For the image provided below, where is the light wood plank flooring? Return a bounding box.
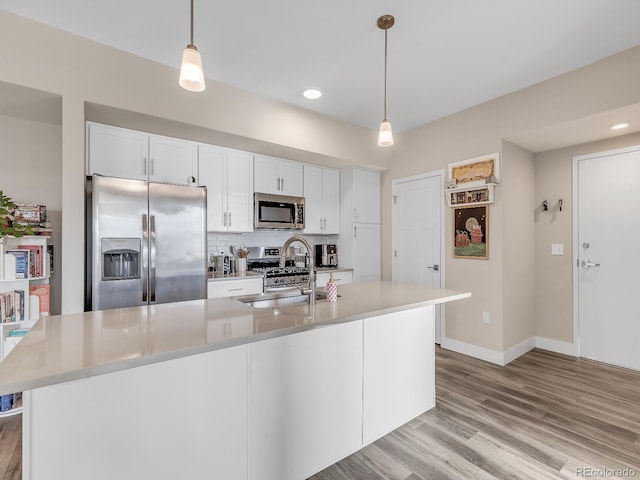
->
[1,347,639,480]
[311,347,640,480]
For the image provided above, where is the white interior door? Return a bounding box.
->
[392,171,444,343]
[576,147,640,371]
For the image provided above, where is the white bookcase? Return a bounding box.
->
[0,235,51,417]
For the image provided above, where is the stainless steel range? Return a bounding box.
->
[246,246,311,291]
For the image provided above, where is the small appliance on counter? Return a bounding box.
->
[315,244,338,268]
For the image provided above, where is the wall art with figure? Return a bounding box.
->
[453,205,488,259]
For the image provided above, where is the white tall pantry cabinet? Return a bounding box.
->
[338,168,381,282]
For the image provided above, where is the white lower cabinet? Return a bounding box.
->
[26,346,249,480]
[363,306,435,444]
[207,277,263,298]
[249,321,363,480]
[315,270,353,288]
[24,307,436,480]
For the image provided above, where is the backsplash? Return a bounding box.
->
[207,231,338,256]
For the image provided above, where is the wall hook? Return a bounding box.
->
[557,199,563,212]
[541,200,549,212]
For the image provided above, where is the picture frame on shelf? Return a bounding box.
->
[453,205,488,260]
[448,152,500,188]
[446,184,495,207]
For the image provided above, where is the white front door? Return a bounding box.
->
[392,171,444,343]
[575,146,640,371]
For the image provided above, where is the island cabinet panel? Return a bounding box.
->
[363,306,435,445]
[248,321,363,480]
[25,345,249,480]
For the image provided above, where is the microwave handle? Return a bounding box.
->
[293,202,300,226]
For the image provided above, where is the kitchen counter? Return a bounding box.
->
[207,270,263,281]
[314,266,353,273]
[0,281,469,396]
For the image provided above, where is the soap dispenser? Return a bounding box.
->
[327,272,338,302]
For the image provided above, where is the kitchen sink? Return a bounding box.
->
[237,290,335,309]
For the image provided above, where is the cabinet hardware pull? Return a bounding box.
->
[223,212,227,226]
[143,157,147,175]
[150,158,154,175]
[228,212,232,227]
[354,226,357,238]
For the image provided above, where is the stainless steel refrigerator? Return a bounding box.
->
[86,174,207,311]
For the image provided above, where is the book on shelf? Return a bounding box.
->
[5,250,29,279]
[17,244,43,277]
[0,290,25,323]
[29,284,50,317]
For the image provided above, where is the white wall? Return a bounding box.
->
[0,114,62,315]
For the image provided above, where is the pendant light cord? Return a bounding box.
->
[383,27,388,122]
[190,0,194,46]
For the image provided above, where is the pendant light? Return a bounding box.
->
[179,0,205,92]
[377,14,394,147]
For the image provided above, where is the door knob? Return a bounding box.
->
[581,259,600,268]
[427,264,440,272]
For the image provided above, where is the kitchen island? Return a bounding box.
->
[0,281,470,480]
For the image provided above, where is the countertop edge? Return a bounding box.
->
[0,291,470,395]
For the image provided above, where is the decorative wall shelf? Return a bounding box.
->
[446,183,495,207]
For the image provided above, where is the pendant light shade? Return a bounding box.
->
[378,120,393,147]
[179,45,205,92]
[179,0,205,92]
[377,14,394,147]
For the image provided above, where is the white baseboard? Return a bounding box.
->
[440,337,505,365]
[503,337,536,365]
[440,335,577,366]
[535,336,578,357]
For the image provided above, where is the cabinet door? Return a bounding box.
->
[353,223,380,282]
[315,270,352,288]
[87,123,148,181]
[363,307,435,444]
[322,168,340,234]
[353,169,380,223]
[278,160,303,196]
[149,134,198,185]
[199,145,227,232]
[249,321,363,480]
[254,155,280,195]
[226,151,254,232]
[303,165,324,234]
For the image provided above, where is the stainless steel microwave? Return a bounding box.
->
[254,192,305,230]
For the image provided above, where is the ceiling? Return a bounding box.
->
[2,0,640,139]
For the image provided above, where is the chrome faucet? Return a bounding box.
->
[280,235,316,305]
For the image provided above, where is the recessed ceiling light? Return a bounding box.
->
[611,121,630,130]
[303,89,322,100]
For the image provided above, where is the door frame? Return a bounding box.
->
[572,144,640,357]
[391,169,445,341]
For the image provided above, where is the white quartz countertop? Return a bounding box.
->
[0,281,470,395]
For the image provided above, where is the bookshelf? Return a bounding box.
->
[0,235,51,417]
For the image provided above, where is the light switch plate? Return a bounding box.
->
[551,243,564,256]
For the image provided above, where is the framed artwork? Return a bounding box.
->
[453,205,488,259]
[448,152,500,188]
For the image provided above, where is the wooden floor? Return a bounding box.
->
[311,347,640,480]
[1,347,639,480]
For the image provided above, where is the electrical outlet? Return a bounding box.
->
[482,312,490,324]
[551,243,564,256]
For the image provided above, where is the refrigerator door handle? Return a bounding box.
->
[150,214,157,302]
[142,213,148,302]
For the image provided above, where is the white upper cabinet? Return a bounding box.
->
[148,134,198,186]
[199,145,254,233]
[87,123,148,181]
[87,123,198,186]
[352,168,381,224]
[303,165,339,234]
[254,155,303,196]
